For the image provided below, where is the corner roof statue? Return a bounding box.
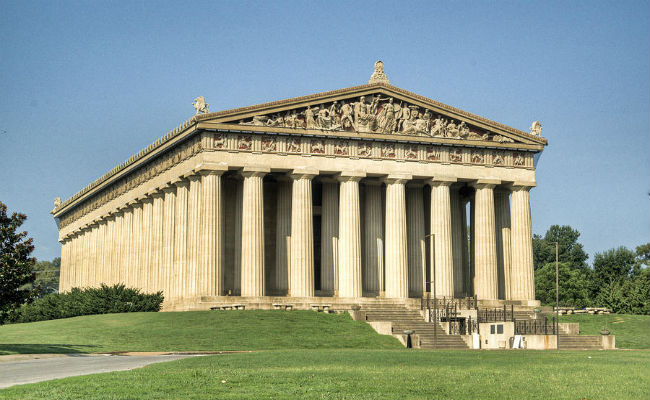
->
[368,60,390,84]
[530,121,542,136]
[192,96,210,115]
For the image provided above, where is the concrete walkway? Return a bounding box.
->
[0,353,193,389]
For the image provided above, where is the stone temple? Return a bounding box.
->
[52,62,547,316]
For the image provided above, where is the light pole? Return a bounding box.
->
[424,233,436,348]
[555,241,560,348]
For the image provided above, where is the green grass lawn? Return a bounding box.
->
[2,349,649,399]
[0,311,401,355]
[559,313,650,349]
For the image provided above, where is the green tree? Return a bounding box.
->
[0,201,36,324]
[532,225,589,270]
[535,262,590,308]
[32,257,60,295]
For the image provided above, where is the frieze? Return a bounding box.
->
[58,137,202,230]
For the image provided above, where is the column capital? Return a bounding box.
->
[150,190,165,199]
[471,179,500,190]
[508,181,536,191]
[141,196,153,205]
[242,165,270,178]
[171,177,189,188]
[290,167,319,180]
[383,173,411,185]
[184,172,202,182]
[195,162,228,175]
[337,170,366,182]
[428,176,457,187]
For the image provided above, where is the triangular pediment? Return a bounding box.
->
[194,83,546,149]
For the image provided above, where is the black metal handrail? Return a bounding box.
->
[477,305,514,323]
[514,316,557,335]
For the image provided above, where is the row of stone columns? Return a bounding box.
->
[59,166,536,302]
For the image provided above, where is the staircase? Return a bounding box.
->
[365,309,469,349]
[557,335,604,350]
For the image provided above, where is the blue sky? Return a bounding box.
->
[1,1,648,262]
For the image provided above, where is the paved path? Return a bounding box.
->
[0,354,193,389]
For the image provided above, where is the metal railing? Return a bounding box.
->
[447,316,478,335]
[477,305,514,323]
[420,294,478,311]
[514,316,557,335]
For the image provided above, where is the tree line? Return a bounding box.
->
[533,225,649,315]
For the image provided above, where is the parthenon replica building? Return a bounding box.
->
[53,62,547,311]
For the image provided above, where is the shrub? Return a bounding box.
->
[10,284,163,323]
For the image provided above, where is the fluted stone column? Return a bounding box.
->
[131,203,143,289]
[97,221,107,286]
[320,179,338,295]
[241,167,269,297]
[150,192,164,294]
[113,211,124,284]
[59,239,70,292]
[337,171,364,298]
[233,179,243,295]
[104,215,115,285]
[290,168,318,297]
[472,181,499,300]
[74,232,82,288]
[162,185,176,300]
[173,179,189,300]
[274,177,292,295]
[495,189,512,300]
[199,166,227,297]
[91,220,105,287]
[186,174,202,298]
[450,188,465,298]
[384,174,410,299]
[121,207,133,287]
[81,227,90,287]
[429,178,456,298]
[139,198,152,292]
[363,180,383,296]
[466,193,476,296]
[87,224,97,287]
[406,183,425,298]
[510,184,535,301]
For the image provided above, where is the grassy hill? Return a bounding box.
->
[0,310,401,355]
[559,313,649,349]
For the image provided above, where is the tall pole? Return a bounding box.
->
[555,242,560,349]
[425,233,436,348]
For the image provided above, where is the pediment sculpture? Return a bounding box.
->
[237,95,515,143]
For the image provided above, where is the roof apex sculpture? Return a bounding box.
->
[369,60,390,84]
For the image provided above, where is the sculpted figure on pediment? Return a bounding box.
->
[396,102,410,132]
[376,97,398,134]
[430,116,446,137]
[402,106,421,135]
[329,101,341,127]
[266,113,285,127]
[446,120,459,138]
[458,122,470,139]
[353,96,374,133]
[340,102,355,129]
[467,130,489,141]
[316,105,332,129]
[493,134,514,143]
[304,105,317,129]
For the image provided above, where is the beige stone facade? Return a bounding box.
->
[52,65,546,310]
